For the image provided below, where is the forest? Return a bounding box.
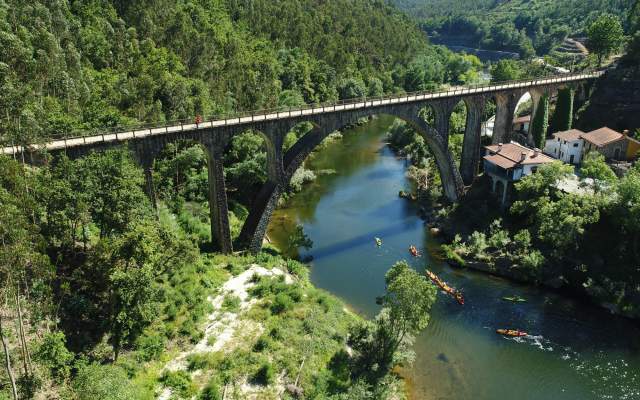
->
[390,0,635,57]
[0,0,482,147]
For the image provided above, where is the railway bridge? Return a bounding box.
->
[1,72,601,253]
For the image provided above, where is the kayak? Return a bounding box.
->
[426,270,464,305]
[502,296,527,303]
[409,245,420,257]
[375,237,382,247]
[496,329,528,337]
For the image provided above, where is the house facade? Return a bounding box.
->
[544,129,585,165]
[483,142,555,205]
[581,127,628,161]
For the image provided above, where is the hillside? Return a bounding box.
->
[390,0,635,56]
[0,0,479,145]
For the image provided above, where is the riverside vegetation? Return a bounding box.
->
[0,148,437,399]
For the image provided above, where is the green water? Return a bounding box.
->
[267,116,640,400]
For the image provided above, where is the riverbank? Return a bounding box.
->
[419,177,640,321]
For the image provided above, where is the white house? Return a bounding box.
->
[512,115,531,135]
[544,129,585,165]
[483,142,556,205]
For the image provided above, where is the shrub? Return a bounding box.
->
[271,293,294,314]
[253,336,271,352]
[253,363,275,385]
[135,330,166,362]
[73,363,147,400]
[221,295,241,313]
[199,379,223,400]
[35,332,74,382]
[160,370,198,398]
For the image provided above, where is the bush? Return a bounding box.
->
[253,363,275,385]
[271,293,294,314]
[253,336,271,352]
[199,379,223,400]
[135,330,166,362]
[73,363,147,400]
[35,332,74,382]
[160,370,198,398]
[221,295,241,313]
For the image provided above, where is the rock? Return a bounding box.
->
[544,275,568,289]
[577,63,640,131]
[430,227,440,236]
[286,384,304,398]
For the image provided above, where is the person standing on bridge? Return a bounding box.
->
[195,114,203,125]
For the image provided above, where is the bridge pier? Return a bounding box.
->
[460,96,486,185]
[433,99,460,149]
[493,91,524,145]
[526,88,545,145]
[205,145,233,254]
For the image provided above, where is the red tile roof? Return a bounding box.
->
[553,129,585,142]
[581,127,624,147]
[484,142,555,170]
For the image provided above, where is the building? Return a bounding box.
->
[483,142,556,205]
[512,115,531,135]
[581,127,628,161]
[623,130,640,160]
[544,129,585,165]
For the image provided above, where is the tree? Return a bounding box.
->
[490,60,522,83]
[531,94,550,149]
[587,14,625,66]
[580,152,617,187]
[348,261,436,383]
[615,166,640,257]
[548,88,574,133]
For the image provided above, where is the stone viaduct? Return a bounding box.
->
[1,73,601,254]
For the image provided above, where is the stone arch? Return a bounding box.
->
[238,106,464,253]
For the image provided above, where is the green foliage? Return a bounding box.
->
[73,363,149,400]
[35,332,74,382]
[198,379,222,400]
[549,88,574,133]
[349,261,436,383]
[531,94,550,149]
[160,370,198,398]
[491,60,523,82]
[587,14,626,65]
[581,152,618,185]
[393,0,633,57]
[252,363,275,385]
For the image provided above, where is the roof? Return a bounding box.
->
[553,129,585,142]
[513,115,531,124]
[581,127,624,147]
[484,142,555,170]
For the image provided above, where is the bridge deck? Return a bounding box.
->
[1,72,601,155]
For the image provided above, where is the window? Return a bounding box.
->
[573,143,579,147]
[531,166,539,174]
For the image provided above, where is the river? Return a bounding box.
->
[267,116,640,400]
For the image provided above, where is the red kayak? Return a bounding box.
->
[496,329,528,337]
[426,270,464,305]
[409,245,420,257]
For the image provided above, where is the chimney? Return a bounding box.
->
[498,143,503,152]
[623,130,629,136]
[533,148,540,157]
[520,152,527,162]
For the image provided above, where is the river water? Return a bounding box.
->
[267,116,640,400]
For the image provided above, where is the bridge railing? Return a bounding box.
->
[1,70,602,153]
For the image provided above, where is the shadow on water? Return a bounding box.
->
[305,219,420,261]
